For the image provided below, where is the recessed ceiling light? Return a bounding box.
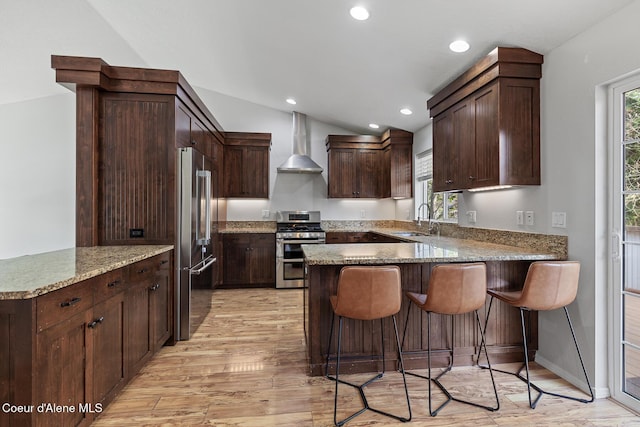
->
[400,108,413,115]
[449,40,470,53]
[350,6,369,21]
[369,123,380,129]
[286,98,297,105]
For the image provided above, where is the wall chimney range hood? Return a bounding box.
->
[277,111,323,174]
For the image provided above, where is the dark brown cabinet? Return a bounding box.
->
[223,133,271,198]
[150,255,172,351]
[222,233,275,287]
[381,129,413,199]
[428,47,542,192]
[0,252,173,427]
[325,231,404,243]
[89,268,126,411]
[328,148,379,198]
[35,309,91,427]
[326,130,413,199]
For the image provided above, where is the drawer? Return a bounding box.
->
[93,268,125,304]
[155,252,172,273]
[128,256,157,285]
[37,281,94,332]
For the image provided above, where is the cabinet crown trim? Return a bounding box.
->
[427,47,543,116]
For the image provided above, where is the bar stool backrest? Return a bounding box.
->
[332,266,402,320]
[421,263,487,315]
[519,261,580,311]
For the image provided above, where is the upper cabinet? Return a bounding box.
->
[326,129,413,199]
[427,47,543,192]
[223,132,271,198]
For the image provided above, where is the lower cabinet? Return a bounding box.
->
[0,250,173,427]
[221,233,275,288]
[325,231,404,244]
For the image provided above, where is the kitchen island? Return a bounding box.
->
[302,233,561,376]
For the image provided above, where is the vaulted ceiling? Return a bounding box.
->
[1,0,635,133]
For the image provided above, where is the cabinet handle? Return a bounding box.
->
[469,176,476,181]
[107,280,121,288]
[60,297,81,308]
[150,283,160,291]
[160,260,169,265]
[445,179,453,184]
[88,316,105,329]
[137,268,150,274]
[190,139,197,145]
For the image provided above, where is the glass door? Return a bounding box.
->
[611,77,640,412]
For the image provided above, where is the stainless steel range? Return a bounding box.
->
[276,211,325,288]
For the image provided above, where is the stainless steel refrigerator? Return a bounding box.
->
[176,147,217,340]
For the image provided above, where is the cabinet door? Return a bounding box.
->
[223,146,245,197]
[244,146,269,198]
[35,311,90,427]
[390,144,413,198]
[249,235,276,285]
[432,111,458,192]
[356,149,380,197]
[175,104,193,148]
[222,235,251,284]
[90,292,125,406]
[453,99,476,189]
[150,254,172,351]
[125,265,153,376]
[471,82,499,188]
[328,149,357,197]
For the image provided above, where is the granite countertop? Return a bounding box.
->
[0,245,173,300]
[219,228,276,234]
[302,232,559,265]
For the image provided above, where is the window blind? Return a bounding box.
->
[416,150,432,182]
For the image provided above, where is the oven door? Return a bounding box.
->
[276,237,323,288]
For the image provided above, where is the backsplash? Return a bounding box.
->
[218,220,568,259]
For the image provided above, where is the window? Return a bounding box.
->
[415,150,458,221]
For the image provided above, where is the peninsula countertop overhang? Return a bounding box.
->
[302,233,560,265]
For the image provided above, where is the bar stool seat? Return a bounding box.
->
[402,262,500,416]
[324,265,411,426]
[482,261,595,409]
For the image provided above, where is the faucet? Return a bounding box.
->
[416,203,429,227]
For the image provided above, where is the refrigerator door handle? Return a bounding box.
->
[186,255,216,275]
[196,169,212,245]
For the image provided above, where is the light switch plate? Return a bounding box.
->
[516,211,524,225]
[552,211,567,228]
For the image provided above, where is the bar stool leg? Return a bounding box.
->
[479,301,594,409]
[408,311,498,416]
[326,314,412,426]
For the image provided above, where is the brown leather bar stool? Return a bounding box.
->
[401,262,499,416]
[481,261,595,409]
[324,266,411,426]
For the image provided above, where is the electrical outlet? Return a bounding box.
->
[516,211,524,225]
[525,211,534,226]
[261,209,270,219]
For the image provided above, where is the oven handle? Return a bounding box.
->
[279,258,305,263]
[278,239,325,244]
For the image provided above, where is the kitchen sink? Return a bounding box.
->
[392,231,428,237]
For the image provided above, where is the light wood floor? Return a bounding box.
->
[92,288,639,426]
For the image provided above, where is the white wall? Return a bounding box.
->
[0,95,76,259]
[0,0,148,259]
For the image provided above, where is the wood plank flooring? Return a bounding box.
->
[92,288,639,426]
